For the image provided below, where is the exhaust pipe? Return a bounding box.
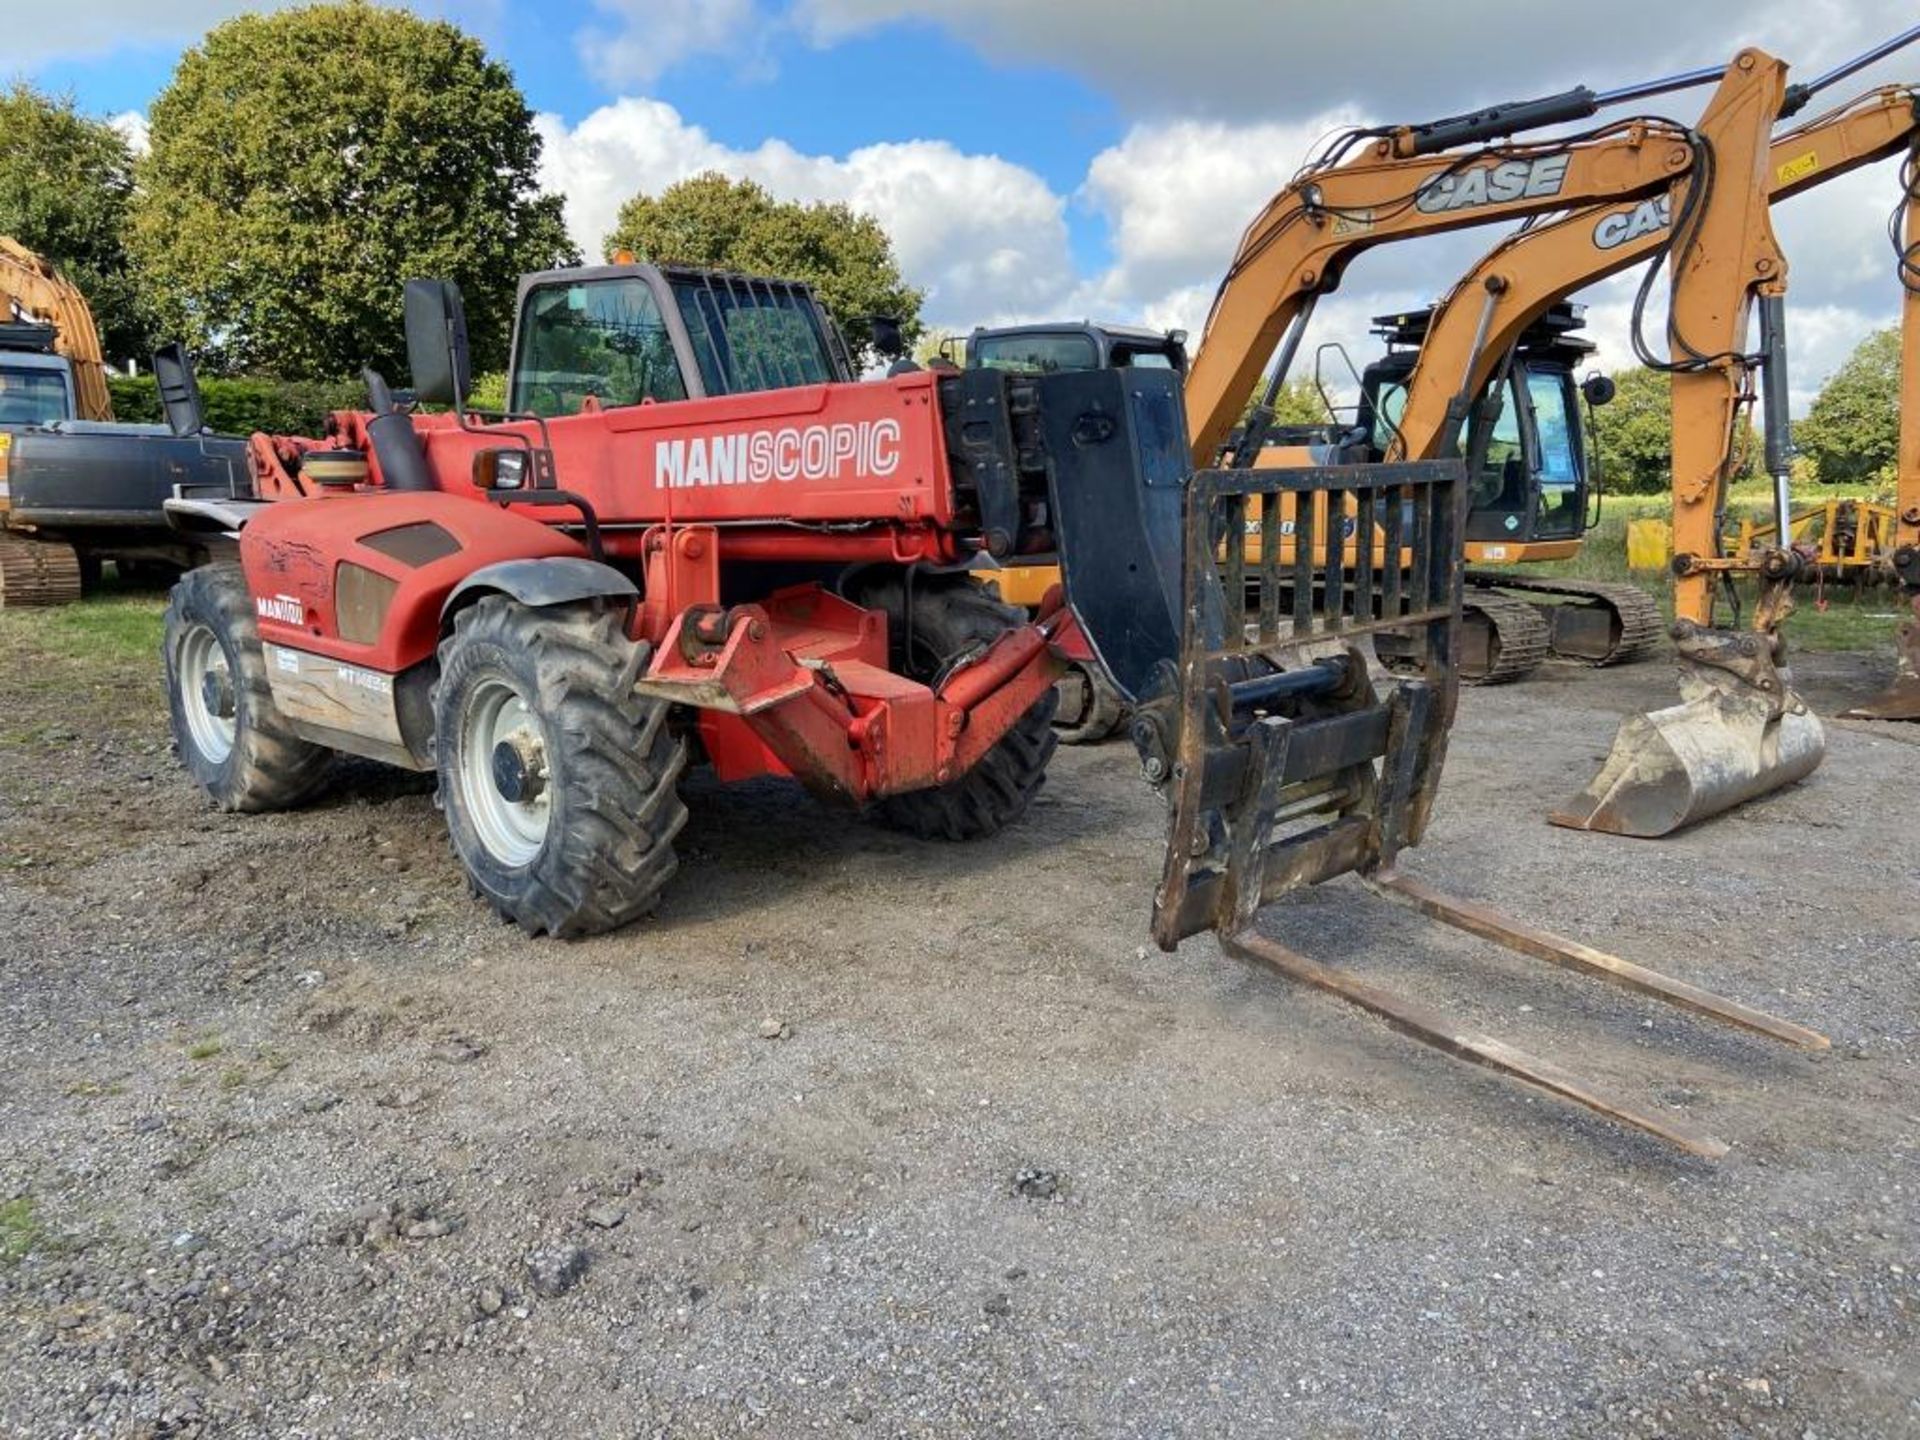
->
[1550,621,1824,836]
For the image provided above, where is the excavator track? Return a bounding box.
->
[0,533,83,607]
[1466,572,1665,667]
[1377,590,1549,685]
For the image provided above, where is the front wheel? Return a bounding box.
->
[434,596,688,938]
[163,563,330,811]
[848,574,1057,841]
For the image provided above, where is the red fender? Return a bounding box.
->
[240,490,589,673]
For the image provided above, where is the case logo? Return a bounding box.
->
[1593,194,1672,251]
[1415,154,1571,214]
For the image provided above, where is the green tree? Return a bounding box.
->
[1590,366,1761,496]
[1793,327,1900,486]
[1242,377,1336,428]
[605,172,923,367]
[129,1,576,380]
[0,84,149,362]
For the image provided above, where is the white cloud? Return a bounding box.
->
[109,111,150,157]
[535,98,1075,327]
[8,0,304,65]
[574,0,762,88]
[799,0,1920,121]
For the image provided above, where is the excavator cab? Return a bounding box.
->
[1358,303,1603,560]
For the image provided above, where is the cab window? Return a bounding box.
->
[670,278,838,395]
[1526,370,1584,535]
[510,278,688,418]
[0,367,72,427]
[972,333,1099,374]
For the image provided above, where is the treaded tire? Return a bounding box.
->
[849,574,1057,841]
[163,562,331,811]
[434,596,688,938]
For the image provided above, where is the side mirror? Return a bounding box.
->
[151,343,205,438]
[868,315,907,360]
[1581,373,1617,408]
[404,278,472,408]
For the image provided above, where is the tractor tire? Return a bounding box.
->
[433,596,688,938]
[163,563,331,811]
[850,573,1058,841]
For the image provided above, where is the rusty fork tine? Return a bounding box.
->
[1367,872,1830,1052]
[1223,931,1732,1159]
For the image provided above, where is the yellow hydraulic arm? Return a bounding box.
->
[1183,114,1714,467]
[0,236,113,423]
[1392,85,1920,471]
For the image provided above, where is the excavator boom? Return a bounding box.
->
[0,237,113,424]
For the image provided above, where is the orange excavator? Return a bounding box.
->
[1176,33,1920,835]
[1366,82,1920,732]
[0,237,113,424]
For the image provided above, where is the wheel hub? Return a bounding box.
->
[200,667,235,720]
[457,677,551,867]
[491,733,547,804]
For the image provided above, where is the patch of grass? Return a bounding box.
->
[1490,486,1906,655]
[0,1197,42,1265]
[186,1036,224,1061]
[29,594,167,667]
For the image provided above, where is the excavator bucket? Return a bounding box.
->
[1121,461,1826,1157]
[1550,621,1825,837]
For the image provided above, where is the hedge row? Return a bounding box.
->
[106,373,368,436]
[105,371,513,435]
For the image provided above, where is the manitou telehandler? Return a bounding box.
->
[161,54,1857,1154]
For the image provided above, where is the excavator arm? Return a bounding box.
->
[1392,85,1920,467]
[1184,118,1706,466]
[0,237,113,423]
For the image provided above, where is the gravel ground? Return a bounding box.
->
[0,612,1914,1439]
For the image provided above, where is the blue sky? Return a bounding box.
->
[17,0,1920,406]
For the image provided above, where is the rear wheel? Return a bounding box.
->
[163,563,330,810]
[434,596,688,938]
[849,574,1057,841]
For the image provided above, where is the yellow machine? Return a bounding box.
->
[988,42,1920,828]
[0,237,113,424]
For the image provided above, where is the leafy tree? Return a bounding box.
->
[1247,377,1337,428]
[0,83,150,361]
[605,172,923,368]
[129,1,576,380]
[1590,366,1760,496]
[1793,328,1900,486]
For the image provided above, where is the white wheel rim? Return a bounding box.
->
[458,676,550,867]
[179,622,236,765]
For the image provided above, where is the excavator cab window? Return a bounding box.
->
[1461,364,1589,544]
[0,365,72,427]
[510,277,688,418]
[1524,368,1586,540]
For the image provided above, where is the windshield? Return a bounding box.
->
[510,278,688,418]
[669,278,837,395]
[972,332,1100,374]
[1526,369,1583,537]
[0,366,72,427]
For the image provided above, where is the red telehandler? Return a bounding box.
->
[158,57,1844,1153]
